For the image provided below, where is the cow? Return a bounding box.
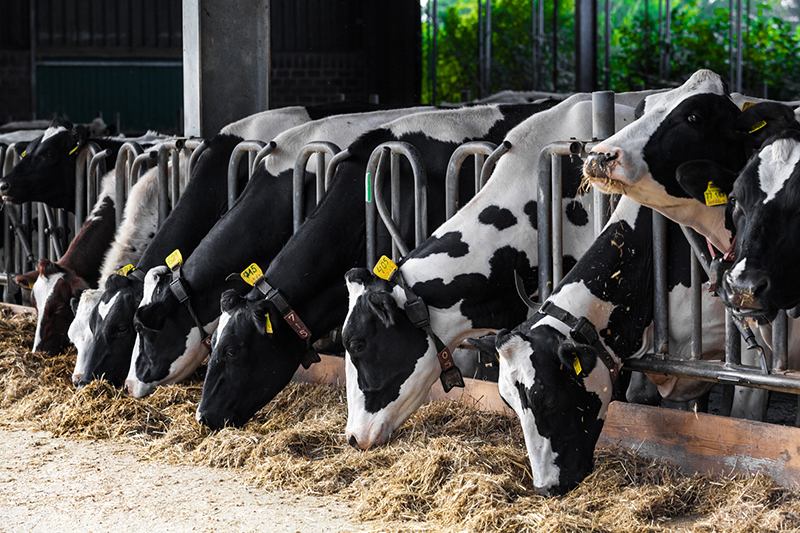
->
[72,102,386,389]
[341,96,644,450]
[675,129,800,319]
[15,171,118,354]
[126,106,433,398]
[0,117,167,210]
[467,196,727,495]
[193,96,629,430]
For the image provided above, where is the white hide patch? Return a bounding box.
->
[69,288,103,380]
[728,258,748,282]
[219,106,311,140]
[758,139,800,204]
[32,272,65,351]
[97,291,119,320]
[387,105,504,144]
[211,311,233,351]
[40,125,67,143]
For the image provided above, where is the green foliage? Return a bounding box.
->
[423,0,800,103]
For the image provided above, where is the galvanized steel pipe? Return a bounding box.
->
[592,91,615,236]
[114,142,144,227]
[228,140,267,210]
[444,141,497,220]
[478,140,511,189]
[324,148,351,191]
[292,141,341,233]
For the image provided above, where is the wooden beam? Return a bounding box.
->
[295,355,800,487]
[0,302,35,315]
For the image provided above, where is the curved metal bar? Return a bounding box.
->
[445,141,496,220]
[365,147,386,268]
[478,139,512,189]
[370,141,429,261]
[227,140,267,210]
[186,138,207,178]
[292,141,341,233]
[252,140,277,173]
[114,142,144,227]
[88,148,112,211]
[130,151,157,189]
[170,148,180,209]
[42,205,64,260]
[74,142,102,226]
[157,144,173,227]
[324,148,351,191]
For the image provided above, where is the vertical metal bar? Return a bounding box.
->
[552,0,558,91]
[3,208,11,302]
[474,153,484,194]
[729,0,735,85]
[37,203,46,261]
[390,151,401,261]
[365,150,382,268]
[736,0,743,94]
[478,0,484,98]
[21,203,32,272]
[551,154,563,286]
[57,208,68,257]
[157,145,170,227]
[772,309,788,372]
[538,149,553,301]
[690,252,702,359]
[663,0,671,80]
[592,91,615,236]
[315,151,326,205]
[652,211,669,356]
[432,0,438,104]
[171,148,180,209]
[485,0,491,94]
[725,308,741,366]
[604,0,611,90]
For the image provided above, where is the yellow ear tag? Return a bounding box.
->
[68,145,79,155]
[116,264,135,277]
[165,249,183,271]
[28,282,34,290]
[704,182,728,206]
[573,356,582,376]
[20,150,25,158]
[749,120,767,134]
[373,255,398,281]
[240,263,264,286]
[741,101,756,111]
[265,313,274,334]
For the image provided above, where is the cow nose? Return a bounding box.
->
[583,151,619,179]
[347,435,361,450]
[123,379,134,395]
[724,271,768,307]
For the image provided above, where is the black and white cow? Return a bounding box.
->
[0,117,166,210]
[341,96,640,450]
[469,196,725,496]
[127,106,433,398]
[73,103,386,388]
[194,100,569,429]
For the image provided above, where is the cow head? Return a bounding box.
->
[583,70,756,250]
[470,325,612,497]
[343,268,440,450]
[195,288,310,429]
[696,130,800,319]
[72,274,143,387]
[128,266,213,397]
[0,118,88,209]
[18,258,87,355]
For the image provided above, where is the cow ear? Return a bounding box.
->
[345,268,372,288]
[135,301,168,332]
[72,124,90,148]
[70,295,81,315]
[468,334,497,355]
[557,342,598,379]
[676,160,737,204]
[15,270,38,290]
[366,290,396,328]
[38,258,64,277]
[220,289,243,314]
[251,298,276,335]
[104,273,130,292]
[735,102,800,148]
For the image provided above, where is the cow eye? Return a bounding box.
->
[687,113,702,123]
[117,325,128,334]
[224,346,239,359]
[348,339,365,355]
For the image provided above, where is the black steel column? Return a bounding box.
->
[575,0,597,92]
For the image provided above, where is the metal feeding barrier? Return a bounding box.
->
[292,142,345,233]
[226,140,276,211]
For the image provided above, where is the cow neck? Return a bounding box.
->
[58,196,117,286]
[547,200,660,361]
[261,167,367,342]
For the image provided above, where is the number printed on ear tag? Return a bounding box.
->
[573,356,582,376]
[265,313,274,334]
[117,264,135,277]
[704,181,728,206]
[240,263,264,286]
[373,255,397,281]
[749,120,767,134]
[166,249,183,270]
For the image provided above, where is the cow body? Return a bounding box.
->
[194,101,569,429]
[16,172,117,354]
[127,106,433,398]
[474,196,725,495]
[342,96,640,450]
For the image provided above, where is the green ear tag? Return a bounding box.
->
[704,182,728,206]
[373,255,398,281]
[240,263,264,286]
[265,313,274,334]
[117,264,135,277]
[165,249,183,270]
[573,356,582,376]
[749,120,767,134]
[365,173,372,202]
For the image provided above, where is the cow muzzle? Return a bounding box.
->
[583,151,619,180]
[721,271,774,320]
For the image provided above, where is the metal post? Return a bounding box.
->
[690,252,702,359]
[725,308,741,367]
[575,0,597,92]
[484,0,492,95]
[652,211,669,356]
[432,0,438,104]
[551,153,563,286]
[390,151,401,260]
[729,0,735,86]
[772,310,788,372]
[604,0,611,90]
[157,145,171,227]
[444,141,497,220]
[114,142,144,227]
[293,141,340,233]
[736,0,743,94]
[228,140,268,210]
[552,0,558,91]
[663,0,671,80]
[592,91,615,235]
[478,140,511,189]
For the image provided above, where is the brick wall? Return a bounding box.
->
[270,52,370,107]
[0,51,32,123]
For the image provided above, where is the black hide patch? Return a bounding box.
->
[524,201,537,230]
[407,231,469,260]
[478,205,518,230]
[565,200,589,227]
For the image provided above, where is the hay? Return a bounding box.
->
[2,308,800,532]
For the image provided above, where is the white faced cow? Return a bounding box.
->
[342,95,638,451]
